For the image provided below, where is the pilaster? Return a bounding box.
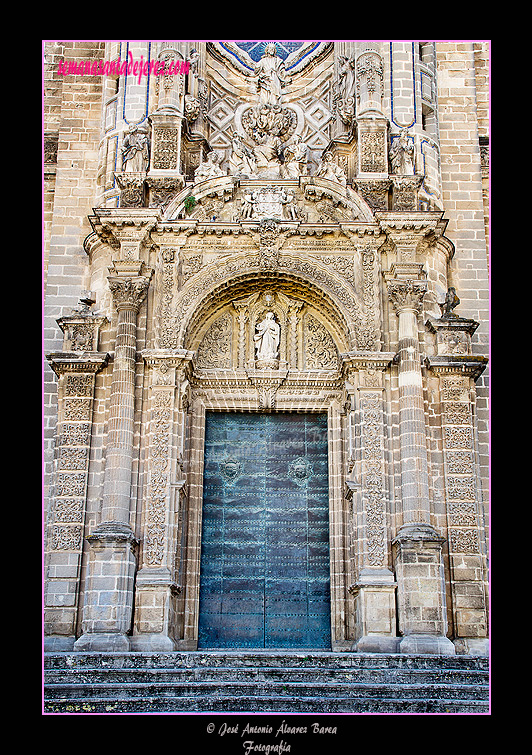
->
[343,353,398,653]
[130,350,193,651]
[426,316,489,656]
[44,305,108,650]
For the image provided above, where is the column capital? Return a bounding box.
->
[386,278,427,315]
[107,267,153,312]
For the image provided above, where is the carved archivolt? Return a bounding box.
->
[169,254,359,353]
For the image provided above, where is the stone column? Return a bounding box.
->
[74,264,152,651]
[387,273,455,655]
[45,306,108,650]
[131,351,192,651]
[344,353,398,653]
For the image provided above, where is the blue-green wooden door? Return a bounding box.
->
[198,412,331,649]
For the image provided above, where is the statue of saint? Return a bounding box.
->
[194,151,226,182]
[254,312,280,361]
[252,133,283,177]
[228,132,256,177]
[121,123,150,172]
[253,43,292,106]
[282,134,308,178]
[390,128,415,175]
[316,151,347,186]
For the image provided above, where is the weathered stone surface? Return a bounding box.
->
[43,41,490,681]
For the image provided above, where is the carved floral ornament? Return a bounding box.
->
[108,275,151,311]
[387,280,427,314]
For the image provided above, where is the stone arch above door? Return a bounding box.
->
[192,291,342,372]
[160,257,366,354]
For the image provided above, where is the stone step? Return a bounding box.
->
[43,651,490,714]
[43,693,488,714]
[45,665,487,686]
[45,678,488,701]
[44,650,489,671]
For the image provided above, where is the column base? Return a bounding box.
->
[398,634,456,655]
[352,636,399,653]
[129,634,177,651]
[453,637,489,656]
[73,632,131,652]
[44,635,76,652]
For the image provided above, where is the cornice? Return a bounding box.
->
[425,354,488,380]
[46,351,110,376]
[341,351,395,373]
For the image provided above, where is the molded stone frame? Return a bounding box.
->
[178,376,351,652]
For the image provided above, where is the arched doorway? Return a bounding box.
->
[177,276,353,651]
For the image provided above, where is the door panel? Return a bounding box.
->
[198,412,331,649]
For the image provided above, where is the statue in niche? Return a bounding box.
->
[240,190,257,219]
[254,312,280,362]
[439,287,460,319]
[228,132,256,177]
[316,151,347,186]
[390,128,415,175]
[280,188,300,220]
[121,123,150,172]
[253,43,292,106]
[282,134,308,178]
[194,151,226,182]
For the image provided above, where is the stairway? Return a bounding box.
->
[43,650,489,714]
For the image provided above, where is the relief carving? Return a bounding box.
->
[304,314,339,370]
[196,312,233,369]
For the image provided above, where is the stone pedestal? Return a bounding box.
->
[350,570,398,653]
[356,115,388,176]
[149,111,185,184]
[392,524,455,655]
[130,568,180,651]
[73,522,137,652]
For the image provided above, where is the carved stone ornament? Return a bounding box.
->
[115,173,145,208]
[387,280,427,314]
[356,50,384,113]
[108,275,151,312]
[184,94,201,122]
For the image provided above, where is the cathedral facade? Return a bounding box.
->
[43,41,490,658]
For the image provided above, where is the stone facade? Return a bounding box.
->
[43,41,489,657]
